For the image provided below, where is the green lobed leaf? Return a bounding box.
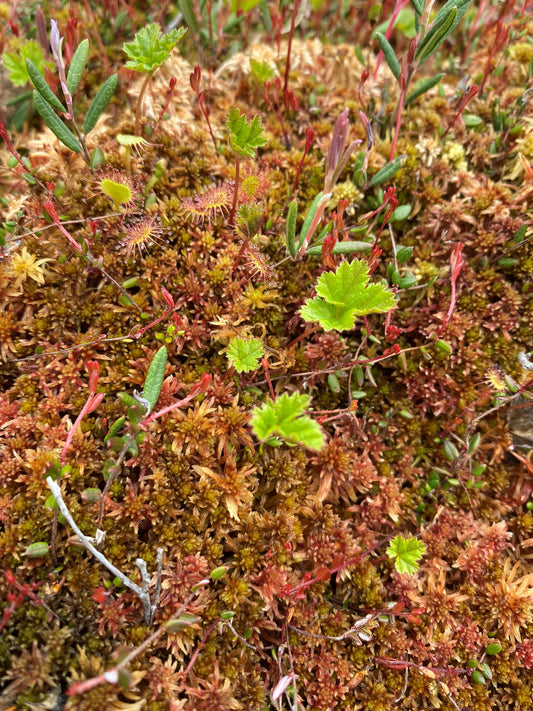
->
[32,91,82,152]
[386,535,426,574]
[123,23,186,73]
[26,58,66,112]
[250,392,325,450]
[227,337,265,373]
[4,40,47,87]
[67,38,90,95]
[141,345,168,412]
[83,74,118,134]
[227,107,267,158]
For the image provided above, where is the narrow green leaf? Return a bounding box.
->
[406,73,445,104]
[33,91,82,152]
[83,74,118,134]
[415,5,458,64]
[376,32,400,80]
[104,415,126,444]
[178,0,199,36]
[24,542,50,558]
[141,345,167,412]
[306,241,372,256]
[26,58,66,112]
[368,156,405,187]
[67,39,90,95]
[298,191,325,249]
[286,199,298,258]
[410,0,425,14]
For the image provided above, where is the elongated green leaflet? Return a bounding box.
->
[33,91,82,152]
[67,39,90,95]
[368,156,404,187]
[410,0,425,14]
[307,241,372,256]
[430,0,471,36]
[406,73,445,104]
[104,415,126,444]
[141,345,167,412]
[83,74,118,134]
[286,199,298,258]
[415,6,458,64]
[298,191,327,249]
[376,32,400,80]
[26,58,66,113]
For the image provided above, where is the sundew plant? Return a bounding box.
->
[1,1,533,709]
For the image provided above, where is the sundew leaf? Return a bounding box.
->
[300,260,397,332]
[227,337,265,373]
[227,107,267,158]
[250,392,325,450]
[387,535,426,574]
[141,345,167,413]
[4,40,47,87]
[123,23,186,73]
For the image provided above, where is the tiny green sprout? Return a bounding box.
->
[386,535,426,574]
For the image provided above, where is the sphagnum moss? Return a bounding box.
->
[1,3,533,709]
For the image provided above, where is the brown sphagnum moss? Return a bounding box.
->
[1,2,533,709]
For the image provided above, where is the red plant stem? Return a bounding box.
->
[142,373,212,425]
[283,0,300,96]
[262,358,276,400]
[443,86,479,138]
[61,361,104,464]
[437,242,464,338]
[229,156,240,226]
[389,85,406,161]
[135,72,153,136]
[291,127,314,195]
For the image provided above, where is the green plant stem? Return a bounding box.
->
[135,72,153,136]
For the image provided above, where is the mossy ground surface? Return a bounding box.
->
[1,2,533,710]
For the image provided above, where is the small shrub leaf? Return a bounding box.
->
[376,32,400,80]
[368,156,405,187]
[415,5,458,64]
[26,59,66,112]
[83,74,119,134]
[141,345,167,413]
[66,39,90,95]
[33,91,82,152]
[406,73,445,104]
[286,198,298,258]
